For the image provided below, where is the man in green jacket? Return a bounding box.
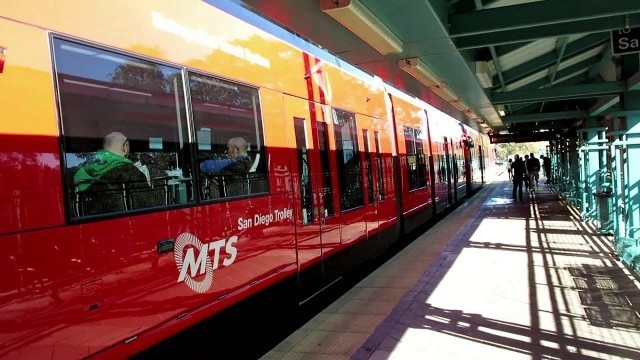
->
[74,132,148,191]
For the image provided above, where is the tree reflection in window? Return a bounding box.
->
[52,38,192,218]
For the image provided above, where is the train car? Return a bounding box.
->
[465,125,486,192]
[386,89,433,234]
[424,105,462,214]
[0,1,489,358]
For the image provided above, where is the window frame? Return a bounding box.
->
[373,131,386,201]
[403,126,428,191]
[50,34,271,224]
[293,117,314,224]
[186,69,270,204]
[331,107,364,213]
[317,121,335,218]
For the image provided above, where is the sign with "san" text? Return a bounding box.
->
[611,28,640,56]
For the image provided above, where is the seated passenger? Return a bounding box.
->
[200,137,252,174]
[74,131,149,192]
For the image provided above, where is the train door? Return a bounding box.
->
[463,134,473,191]
[372,130,398,248]
[453,136,466,200]
[286,96,339,300]
[444,137,454,205]
[478,144,484,183]
[362,129,381,257]
[316,117,341,265]
[453,138,461,202]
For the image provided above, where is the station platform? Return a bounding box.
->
[261,176,640,359]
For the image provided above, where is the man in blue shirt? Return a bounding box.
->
[200,136,252,174]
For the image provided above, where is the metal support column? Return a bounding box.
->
[611,120,625,240]
[613,53,640,275]
[577,121,608,220]
[559,133,580,201]
[612,117,640,273]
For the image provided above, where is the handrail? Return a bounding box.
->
[627,227,640,238]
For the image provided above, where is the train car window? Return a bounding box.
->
[362,129,374,205]
[415,130,428,188]
[404,127,427,190]
[374,132,385,200]
[53,38,194,219]
[318,123,334,217]
[437,142,447,183]
[332,109,363,212]
[456,141,464,182]
[189,73,268,200]
[294,118,313,224]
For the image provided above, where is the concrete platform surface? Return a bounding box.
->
[261,176,640,360]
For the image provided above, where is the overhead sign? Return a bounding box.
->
[611,28,640,56]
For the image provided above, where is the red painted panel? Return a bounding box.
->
[0,193,296,359]
[340,207,367,246]
[0,134,65,234]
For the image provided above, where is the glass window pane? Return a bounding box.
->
[189,73,268,200]
[294,118,313,224]
[363,129,374,205]
[318,122,334,217]
[53,39,193,219]
[333,109,362,212]
[374,131,385,200]
[404,127,426,191]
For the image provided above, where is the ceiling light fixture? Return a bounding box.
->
[475,61,493,88]
[399,57,490,130]
[321,0,402,55]
[398,57,441,87]
[432,82,459,102]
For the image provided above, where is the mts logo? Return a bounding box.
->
[174,232,238,293]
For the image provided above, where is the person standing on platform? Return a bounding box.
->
[543,154,552,184]
[511,154,526,201]
[523,154,530,192]
[506,158,513,181]
[527,152,541,192]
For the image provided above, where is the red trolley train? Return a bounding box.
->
[0,0,494,358]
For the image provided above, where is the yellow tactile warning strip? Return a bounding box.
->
[261,175,640,360]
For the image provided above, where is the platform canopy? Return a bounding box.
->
[231,0,640,141]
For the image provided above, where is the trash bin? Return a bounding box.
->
[593,189,613,233]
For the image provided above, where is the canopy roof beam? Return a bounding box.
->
[519,56,600,91]
[495,33,609,86]
[589,95,620,116]
[492,82,626,104]
[455,15,640,49]
[502,110,587,124]
[450,1,640,37]
[628,72,640,91]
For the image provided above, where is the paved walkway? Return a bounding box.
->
[262,176,640,360]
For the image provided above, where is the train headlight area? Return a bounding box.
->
[1,1,640,359]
